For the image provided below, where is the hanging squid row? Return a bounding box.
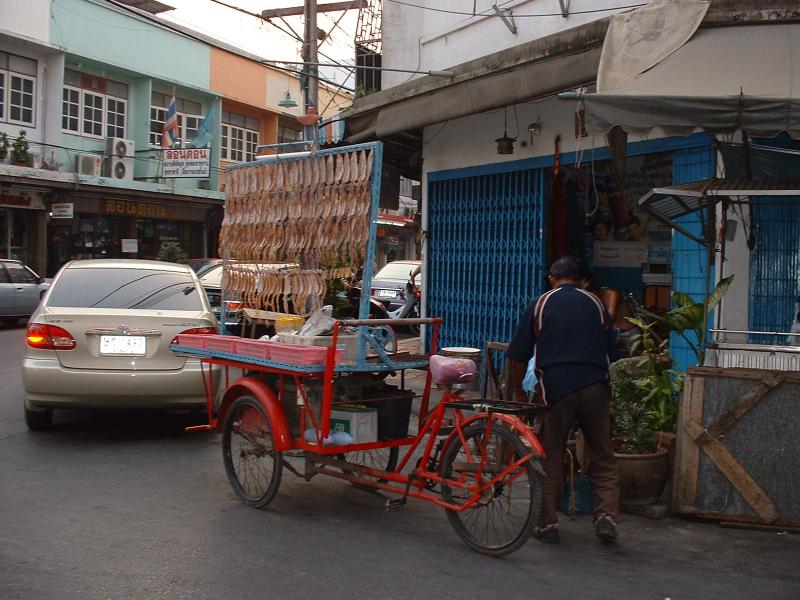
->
[219,148,374,265]
[218,148,374,315]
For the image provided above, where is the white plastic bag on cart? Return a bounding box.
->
[300,305,334,337]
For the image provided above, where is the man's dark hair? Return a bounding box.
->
[548,256,583,280]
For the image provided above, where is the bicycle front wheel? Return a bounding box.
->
[439,421,541,556]
[222,395,283,509]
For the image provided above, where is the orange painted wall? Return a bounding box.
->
[210,47,266,107]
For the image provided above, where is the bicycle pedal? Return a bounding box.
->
[385,497,406,511]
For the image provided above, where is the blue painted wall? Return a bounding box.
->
[670,143,716,371]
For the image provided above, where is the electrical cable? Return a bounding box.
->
[384,0,646,18]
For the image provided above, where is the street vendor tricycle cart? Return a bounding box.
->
[172,316,545,556]
[173,139,545,555]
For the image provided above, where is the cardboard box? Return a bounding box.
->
[330,406,378,444]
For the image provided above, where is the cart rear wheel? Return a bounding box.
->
[439,422,541,556]
[339,447,399,484]
[222,395,283,509]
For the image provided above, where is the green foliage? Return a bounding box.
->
[0,132,9,159]
[158,241,188,264]
[611,322,682,453]
[611,276,733,453]
[639,275,734,364]
[11,130,32,165]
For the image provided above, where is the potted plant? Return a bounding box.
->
[610,320,681,505]
[0,132,9,162]
[157,240,187,264]
[11,130,32,166]
[610,275,734,505]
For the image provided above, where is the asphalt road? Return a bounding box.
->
[0,324,797,600]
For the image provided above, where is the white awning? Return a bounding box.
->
[582,22,800,137]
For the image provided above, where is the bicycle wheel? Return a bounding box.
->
[439,421,541,556]
[339,447,399,484]
[222,395,283,509]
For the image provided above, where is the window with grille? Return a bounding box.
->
[62,86,80,132]
[0,51,37,126]
[106,97,126,138]
[61,71,127,138]
[82,91,104,137]
[221,111,259,162]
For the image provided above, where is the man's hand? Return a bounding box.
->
[508,359,528,402]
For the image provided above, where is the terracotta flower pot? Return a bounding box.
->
[615,446,670,505]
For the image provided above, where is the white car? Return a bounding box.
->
[23,259,220,430]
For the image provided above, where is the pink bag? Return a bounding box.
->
[429,354,476,386]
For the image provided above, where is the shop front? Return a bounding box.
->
[47,195,215,275]
[376,212,417,268]
[0,186,48,274]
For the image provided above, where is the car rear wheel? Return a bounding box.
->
[25,405,53,431]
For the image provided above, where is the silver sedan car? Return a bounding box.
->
[23,259,220,430]
[0,259,49,325]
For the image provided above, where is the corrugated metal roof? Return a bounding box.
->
[640,177,800,221]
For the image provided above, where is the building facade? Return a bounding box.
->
[0,0,353,277]
[344,0,800,368]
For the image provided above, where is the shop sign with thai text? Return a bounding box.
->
[0,188,46,210]
[104,200,169,219]
[163,148,210,178]
[51,202,74,218]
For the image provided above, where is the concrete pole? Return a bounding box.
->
[303,0,318,142]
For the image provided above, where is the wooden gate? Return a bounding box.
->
[673,367,799,527]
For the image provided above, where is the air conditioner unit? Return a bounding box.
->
[103,156,134,180]
[74,153,102,177]
[106,137,135,158]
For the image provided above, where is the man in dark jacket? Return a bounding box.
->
[507,256,619,543]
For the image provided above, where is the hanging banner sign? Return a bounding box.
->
[163,148,210,178]
[593,241,649,268]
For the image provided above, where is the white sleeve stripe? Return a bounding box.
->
[535,287,560,333]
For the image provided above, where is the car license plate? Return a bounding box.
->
[376,289,397,298]
[100,335,146,355]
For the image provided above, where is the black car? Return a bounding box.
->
[198,262,298,330]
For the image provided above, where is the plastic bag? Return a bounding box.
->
[300,305,334,337]
[522,353,538,393]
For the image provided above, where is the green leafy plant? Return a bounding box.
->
[647,275,734,365]
[610,276,733,453]
[158,241,187,264]
[0,132,9,160]
[11,130,32,165]
[611,321,682,453]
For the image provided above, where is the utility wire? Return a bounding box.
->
[384,0,646,18]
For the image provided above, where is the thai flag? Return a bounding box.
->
[161,92,179,148]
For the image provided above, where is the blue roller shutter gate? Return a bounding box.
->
[427,167,547,353]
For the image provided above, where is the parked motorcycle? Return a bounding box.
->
[387,277,421,336]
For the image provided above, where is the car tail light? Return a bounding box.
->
[370,288,376,296]
[26,323,76,350]
[224,300,243,311]
[171,326,216,344]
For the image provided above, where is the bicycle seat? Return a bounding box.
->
[430,354,476,386]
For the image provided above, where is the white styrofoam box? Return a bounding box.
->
[277,332,358,363]
[329,407,378,444]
